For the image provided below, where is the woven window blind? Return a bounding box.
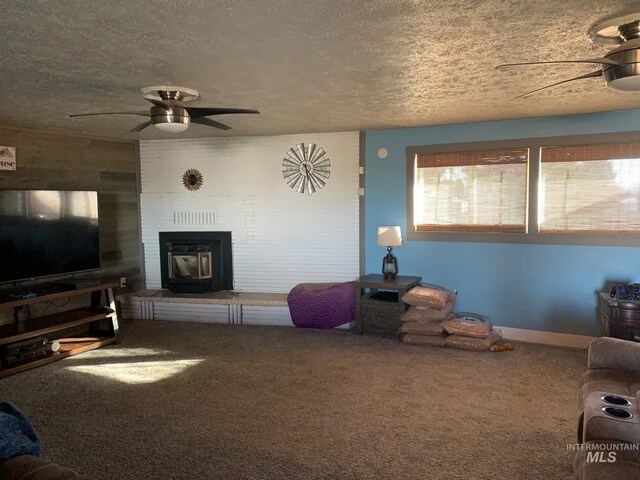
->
[540,143,640,234]
[414,148,528,233]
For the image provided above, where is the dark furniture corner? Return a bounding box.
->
[353,274,421,336]
[599,292,640,341]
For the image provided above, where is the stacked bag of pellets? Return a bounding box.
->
[442,313,502,351]
[399,284,456,347]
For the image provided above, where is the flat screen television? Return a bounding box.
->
[0,190,100,284]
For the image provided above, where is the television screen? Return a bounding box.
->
[0,190,100,284]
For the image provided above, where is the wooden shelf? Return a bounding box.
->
[363,291,400,303]
[0,308,113,346]
[0,281,119,309]
[0,336,116,378]
[0,281,120,377]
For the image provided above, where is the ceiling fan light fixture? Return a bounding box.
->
[154,119,190,133]
[603,47,640,91]
[151,105,190,133]
[606,75,640,91]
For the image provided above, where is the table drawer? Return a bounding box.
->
[618,308,640,322]
[611,322,640,342]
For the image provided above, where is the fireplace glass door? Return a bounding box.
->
[169,252,212,280]
[167,244,213,284]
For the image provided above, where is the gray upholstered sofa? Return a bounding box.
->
[0,455,91,479]
[575,337,640,479]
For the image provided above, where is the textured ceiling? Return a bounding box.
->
[2,1,640,140]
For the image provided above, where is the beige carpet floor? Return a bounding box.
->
[0,319,587,479]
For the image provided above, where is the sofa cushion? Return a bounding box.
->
[588,337,640,372]
[578,368,640,412]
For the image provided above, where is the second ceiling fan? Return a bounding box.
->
[496,12,640,98]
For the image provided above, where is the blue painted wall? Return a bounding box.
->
[365,109,640,336]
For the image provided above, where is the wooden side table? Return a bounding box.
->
[353,274,421,335]
[599,292,640,341]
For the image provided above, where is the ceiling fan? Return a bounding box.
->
[70,86,259,133]
[496,12,640,98]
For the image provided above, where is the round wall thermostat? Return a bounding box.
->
[377,147,388,159]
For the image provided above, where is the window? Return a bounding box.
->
[539,143,640,235]
[414,148,529,233]
[406,133,640,246]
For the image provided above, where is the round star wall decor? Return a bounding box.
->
[182,168,203,191]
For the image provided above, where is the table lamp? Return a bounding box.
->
[377,226,402,279]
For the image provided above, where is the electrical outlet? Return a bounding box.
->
[119,277,127,288]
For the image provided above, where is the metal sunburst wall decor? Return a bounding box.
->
[182,168,203,191]
[282,143,331,194]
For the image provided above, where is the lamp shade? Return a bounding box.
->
[377,226,403,247]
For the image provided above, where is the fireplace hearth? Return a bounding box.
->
[159,231,233,293]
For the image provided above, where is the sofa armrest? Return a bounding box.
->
[0,455,92,480]
[588,337,640,372]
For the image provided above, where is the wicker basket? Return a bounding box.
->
[360,292,404,333]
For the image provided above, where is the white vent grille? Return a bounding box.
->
[173,211,217,225]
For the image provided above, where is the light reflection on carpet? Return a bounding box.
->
[66,359,204,384]
[64,347,174,359]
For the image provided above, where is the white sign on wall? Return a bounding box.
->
[0,146,16,171]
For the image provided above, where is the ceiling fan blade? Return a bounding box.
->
[185,107,260,119]
[130,120,153,132]
[191,117,232,130]
[144,98,171,110]
[515,70,602,99]
[69,111,150,118]
[496,57,619,69]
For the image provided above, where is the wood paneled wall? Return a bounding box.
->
[0,125,141,288]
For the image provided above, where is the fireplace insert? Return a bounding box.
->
[159,231,233,293]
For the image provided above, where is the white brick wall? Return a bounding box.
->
[135,132,360,324]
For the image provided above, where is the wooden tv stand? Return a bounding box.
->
[0,281,120,377]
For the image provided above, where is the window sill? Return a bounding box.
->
[407,230,640,247]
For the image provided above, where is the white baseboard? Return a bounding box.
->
[122,297,594,348]
[497,326,595,349]
[336,321,354,330]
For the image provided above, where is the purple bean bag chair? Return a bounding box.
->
[287,282,355,328]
